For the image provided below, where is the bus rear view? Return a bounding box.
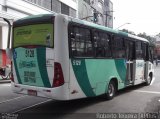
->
[11,14,68,100]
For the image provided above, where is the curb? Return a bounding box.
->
[0,79,11,84]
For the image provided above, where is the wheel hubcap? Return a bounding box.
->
[148,77,151,84]
[108,83,114,97]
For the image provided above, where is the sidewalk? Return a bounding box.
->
[0,79,10,83]
[0,77,11,83]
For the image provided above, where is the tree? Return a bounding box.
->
[120,29,136,35]
[120,29,156,48]
[137,32,156,48]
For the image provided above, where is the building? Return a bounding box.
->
[0,0,78,49]
[78,0,113,27]
[154,35,160,59]
[0,0,113,49]
[104,0,113,28]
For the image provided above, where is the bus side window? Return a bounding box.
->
[70,26,79,56]
[93,32,102,57]
[124,40,135,60]
[112,36,125,59]
[93,31,111,58]
[142,43,147,61]
[129,41,135,60]
[136,41,143,59]
[101,33,112,58]
[84,29,94,57]
[124,40,130,60]
[70,25,93,57]
[149,47,154,63]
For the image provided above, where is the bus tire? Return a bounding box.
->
[105,80,116,100]
[145,74,152,86]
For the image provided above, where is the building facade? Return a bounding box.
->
[104,0,113,28]
[0,0,78,49]
[78,0,113,27]
[0,0,113,49]
[154,36,160,59]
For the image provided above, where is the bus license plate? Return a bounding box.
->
[28,90,37,96]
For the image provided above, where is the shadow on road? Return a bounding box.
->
[17,83,148,119]
[117,83,147,96]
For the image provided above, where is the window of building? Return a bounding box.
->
[26,0,37,4]
[98,0,103,9]
[26,0,76,18]
[84,0,90,5]
[61,3,69,16]
[104,0,109,7]
[26,0,52,10]
[70,8,76,18]
[52,0,61,13]
[72,0,77,2]
[42,0,52,10]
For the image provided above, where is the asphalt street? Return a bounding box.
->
[0,65,160,119]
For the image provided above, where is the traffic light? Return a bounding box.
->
[93,12,98,23]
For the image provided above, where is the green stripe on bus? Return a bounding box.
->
[37,47,51,88]
[72,59,127,96]
[13,50,22,84]
[114,59,127,82]
[71,59,96,97]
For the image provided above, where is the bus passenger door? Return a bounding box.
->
[144,46,153,82]
[134,41,145,85]
[125,40,135,85]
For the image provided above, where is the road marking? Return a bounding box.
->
[135,90,160,94]
[12,99,53,114]
[0,95,27,104]
[150,77,155,85]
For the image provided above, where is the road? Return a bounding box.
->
[0,65,160,119]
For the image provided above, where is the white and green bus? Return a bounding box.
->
[10,14,154,100]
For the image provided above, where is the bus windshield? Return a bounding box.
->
[13,23,54,48]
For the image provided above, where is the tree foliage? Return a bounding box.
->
[120,29,136,35]
[120,29,156,48]
[137,32,156,48]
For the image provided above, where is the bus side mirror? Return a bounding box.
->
[6,48,12,60]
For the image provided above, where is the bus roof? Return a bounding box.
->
[14,14,56,27]
[14,13,149,43]
[69,16,149,43]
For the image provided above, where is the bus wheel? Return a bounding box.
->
[106,80,116,100]
[145,75,152,86]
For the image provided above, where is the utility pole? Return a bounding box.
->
[81,9,98,23]
[93,10,98,23]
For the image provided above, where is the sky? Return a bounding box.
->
[111,0,160,36]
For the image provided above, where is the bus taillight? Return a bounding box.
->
[53,62,64,87]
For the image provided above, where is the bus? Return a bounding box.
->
[10,14,154,100]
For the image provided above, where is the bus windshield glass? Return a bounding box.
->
[13,24,54,48]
